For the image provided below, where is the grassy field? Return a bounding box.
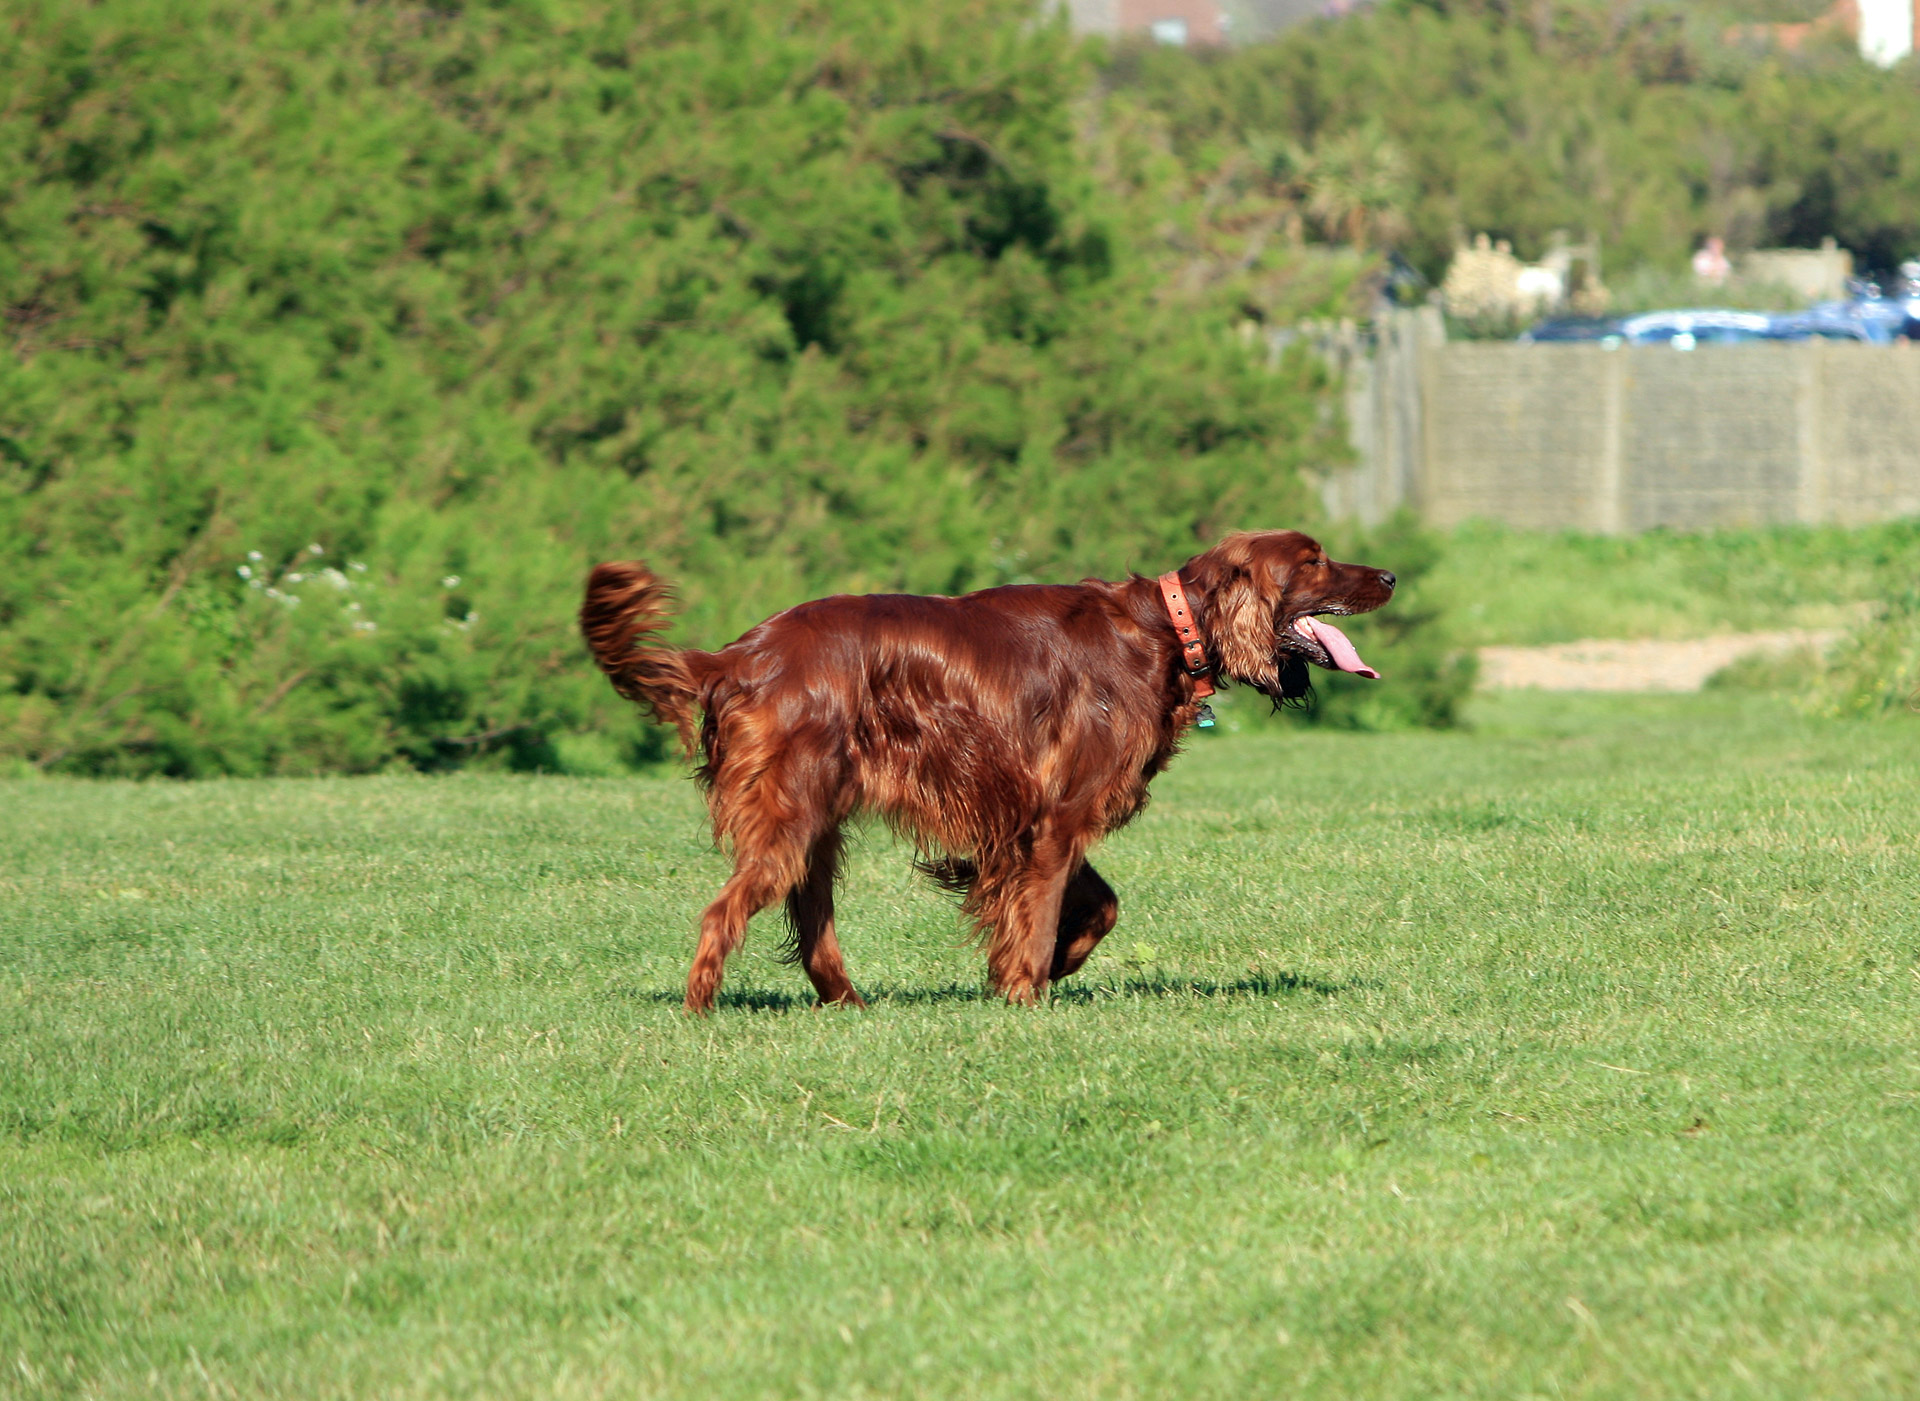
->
[5,692,1918,1399]
[1417,519,1920,647]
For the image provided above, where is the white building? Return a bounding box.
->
[1858,0,1917,66]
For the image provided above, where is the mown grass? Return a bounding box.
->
[4,693,1918,1399]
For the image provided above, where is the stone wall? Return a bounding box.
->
[1327,316,1920,531]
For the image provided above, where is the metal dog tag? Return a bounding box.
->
[1195,703,1215,729]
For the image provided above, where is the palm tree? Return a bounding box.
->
[1302,126,1412,250]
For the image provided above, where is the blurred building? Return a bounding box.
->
[1060,0,1373,47]
[1227,0,1370,44]
[1741,239,1854,303]
[1060,0,1229,45]
[1857,0,1917,64]
[1441,232,1608,323]
[1733,1,1916,65]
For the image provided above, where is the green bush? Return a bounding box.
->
[2,0,1365,776]
[1807,590,1920,720]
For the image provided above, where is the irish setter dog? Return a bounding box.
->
[581,530,1396,1012]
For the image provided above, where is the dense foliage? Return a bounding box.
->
[12,0,1916,776]
[2,0,1361,777]
[1112,0,1920,278]
[1809,589,1920,720]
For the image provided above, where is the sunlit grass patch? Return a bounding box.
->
[3,693,1917,1399]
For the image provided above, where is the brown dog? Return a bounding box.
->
[582,530,1395,1011]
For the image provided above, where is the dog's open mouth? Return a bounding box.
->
[1290,615,1380,679]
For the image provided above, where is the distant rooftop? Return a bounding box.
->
[1058,0,1372,48]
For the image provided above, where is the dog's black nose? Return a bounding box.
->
[1380,571,1397,590]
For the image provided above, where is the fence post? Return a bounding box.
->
[1795,340,1828,524]
[1399,307,1442,515]
[1594,347,1626,534]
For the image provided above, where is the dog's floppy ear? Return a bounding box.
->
[1185,533,1284,695]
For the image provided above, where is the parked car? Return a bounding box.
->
[1520,309,1774,346]
[1619,310,1773,346]
[1762,306,1885,342]
[1521,285,1920,346]
[1843,269,1920,325]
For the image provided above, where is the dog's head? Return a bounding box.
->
[1183,530,1397,701]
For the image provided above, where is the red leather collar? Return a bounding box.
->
[1157,571,1215,701]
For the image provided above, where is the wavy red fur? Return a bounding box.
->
[580,530,1396,1012]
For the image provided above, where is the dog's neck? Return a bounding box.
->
[1156,571,1215,701]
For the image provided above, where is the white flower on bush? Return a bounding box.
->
[442,575,461,589]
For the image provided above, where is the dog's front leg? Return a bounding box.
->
[985,828,1076,1003]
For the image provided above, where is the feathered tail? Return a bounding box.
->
[580,561,703,756]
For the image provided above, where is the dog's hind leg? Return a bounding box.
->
[1049,860,1119,982]
[684,806,805,1015]
[786,827,864,1008]
[687,731,847,1014]
[685,846,797,1014]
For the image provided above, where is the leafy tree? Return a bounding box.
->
[1301,126,1412,250]
[1110,0,1920,277]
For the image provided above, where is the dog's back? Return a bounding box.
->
[697,581,1175,852]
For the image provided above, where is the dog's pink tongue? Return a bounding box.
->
[1295,617,1380,679]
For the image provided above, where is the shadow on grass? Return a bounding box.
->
[1055,969,1366,1003]
[614,968,1365,1012]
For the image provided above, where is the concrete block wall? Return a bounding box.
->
[1820,348,1920,523]
[1326,316,1920,532]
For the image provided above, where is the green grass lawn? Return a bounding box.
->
[5,693,1918,1399]
[1417,518,1920,647]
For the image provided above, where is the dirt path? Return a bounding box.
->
[1478,629,1841,693]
